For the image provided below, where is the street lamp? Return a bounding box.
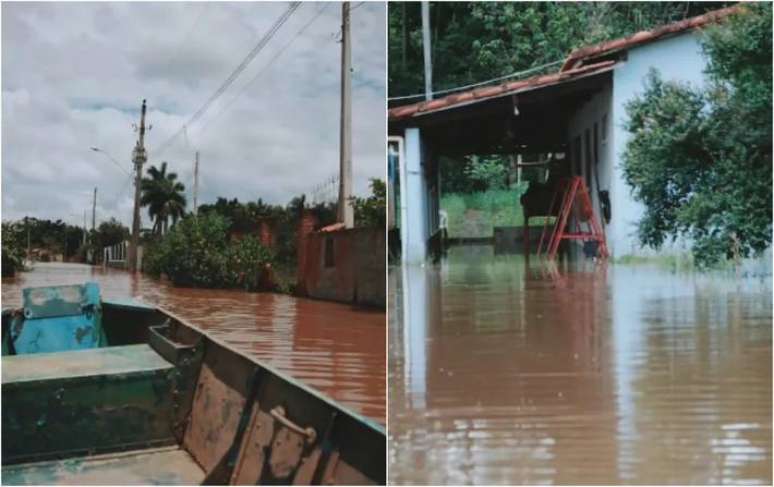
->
[90,147,131,176]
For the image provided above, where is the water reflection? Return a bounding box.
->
[2,263,385,423]
[389,246,771,484]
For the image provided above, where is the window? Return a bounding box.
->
[324,236,335,268]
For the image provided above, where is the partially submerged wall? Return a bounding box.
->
[298,228,385,308]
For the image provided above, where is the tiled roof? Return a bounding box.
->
[561,5,740,71]
[388,61,616,122]
[389,5,740,123]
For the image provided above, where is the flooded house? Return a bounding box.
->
[388,6,738,263]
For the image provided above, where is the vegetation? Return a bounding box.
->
[198,195,337,267]
[622,3,772,267]
[2,222,27,276]
[389,2,732,99]
[140,162,187,236]
[352,178,387,228]
[442,188,528,239]
[91,218,130,251]
[143,212,273,291]
[4,217,85,261]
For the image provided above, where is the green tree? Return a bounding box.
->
[140,162,187,236]
[621,4,772,266]
[2,221,27,276]
[143,212,273,290]
[352,179,387,228]
[91,218,130,248]
[464,156,509,191]
[389,2,732,100]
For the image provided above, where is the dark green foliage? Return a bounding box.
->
[91,218,130,249]
[140,162,186,236]
[441,155,523,194]
[352,179,387,228]
[389,2,731,99]
[143,212,273,290]
[197,195,337,265]
[463,156,509,191]
[2,222,27,276]
[5,217,85,261]
[622,4,772,266]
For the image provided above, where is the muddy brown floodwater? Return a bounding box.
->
[389,245,772,485]
[2,263,385,424]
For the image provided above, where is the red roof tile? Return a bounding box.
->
[389,61,616,121]
[561,5,740,71]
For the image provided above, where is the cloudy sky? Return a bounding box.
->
[2,1,385,228]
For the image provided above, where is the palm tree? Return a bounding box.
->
[140,162,186,236]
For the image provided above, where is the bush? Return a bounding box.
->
[622,4,772,267]
[143,213,274,290]
[2,222,26,277]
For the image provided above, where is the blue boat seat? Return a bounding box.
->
[10,282,106,354]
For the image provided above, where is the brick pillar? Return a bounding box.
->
[258,220,275,249]
[296,210,318,295]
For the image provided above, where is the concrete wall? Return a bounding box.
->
[566,81,615,255]
[609,32,708,257]
[299,228,386,308]
[567,32,709,257]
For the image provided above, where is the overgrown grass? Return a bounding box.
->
[441,188,551,238]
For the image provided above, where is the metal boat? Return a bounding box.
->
[2,283,385,485]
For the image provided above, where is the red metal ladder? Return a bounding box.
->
[536,176,608,260]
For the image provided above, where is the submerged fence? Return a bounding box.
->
[102,240,142,269]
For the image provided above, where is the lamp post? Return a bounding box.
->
[90,147,131,176]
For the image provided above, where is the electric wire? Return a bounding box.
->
[387,59,564,101]
[197,3,330,134]
[154,2,302,158]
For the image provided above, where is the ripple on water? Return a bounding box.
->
[3,263,385,423]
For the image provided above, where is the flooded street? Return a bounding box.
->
[389,245,772,484]
[2,263,385,423]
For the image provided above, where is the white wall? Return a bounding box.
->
[566,81,615,255]
[609,32,708,257]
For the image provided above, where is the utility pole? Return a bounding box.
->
[337,2,354,228]
[26,220,31,263]
[193,151,199,215]
[422,1,433,101]
[91,187,97,231]
[83,210,87,246]
[128,99,147,272]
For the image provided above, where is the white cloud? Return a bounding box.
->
[2,1,386,228]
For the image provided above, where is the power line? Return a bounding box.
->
[154,1,302,157]
[197,3,330,134]
[387,59,564,101]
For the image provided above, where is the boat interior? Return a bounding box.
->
[2,283,385,485]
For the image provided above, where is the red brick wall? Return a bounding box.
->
[296,210,319,295]
[297,227,385,308]
[258,220,275,249]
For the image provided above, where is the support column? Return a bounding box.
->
[401,128,428,264]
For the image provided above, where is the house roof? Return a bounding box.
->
[388,60,616,122]
[389,5,739,123]
[561,5,739,71]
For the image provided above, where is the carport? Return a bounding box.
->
[388,60,616,264]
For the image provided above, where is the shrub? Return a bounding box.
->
[143,213,274,290]
[2,222,26,277]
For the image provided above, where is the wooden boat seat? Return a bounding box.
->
[1,343,173,384]
[1,446,205,485]
[2,344,179,464]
